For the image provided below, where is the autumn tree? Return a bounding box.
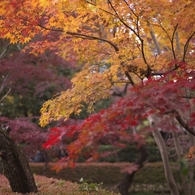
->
[0,7,77,193]
[0,38,72,156]
[0,31,78,192]
[0,79,39,193]
[1,0,195,194]
[0,35,77,156]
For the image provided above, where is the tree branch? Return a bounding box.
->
[0,88,11,103]
[175,111,195,136]
[38,24,119,52]
[107,1,152,77]
[157,106,195,136]
[112,83,129,97]
[66,32,119,52]
[171,24,178,61]
[124,71,135,86]
[150,62,182,76]
[107,0,139,37]
[175,32,180,51]
[85,0,115,17]
[122,0,138,18]
[182,31,195,62]
[157,22,171,42]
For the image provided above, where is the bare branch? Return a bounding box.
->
[124,71,135,86]
[175,32,180,51]
[167,108,195,136]
[157,107,195,137]
[157,22,171,42]
[175,113,195,136]
[0,43,12,60]
[171,24,178,61]
[182,31,195,62]
[139,39,152,78]
[0,88,11,103]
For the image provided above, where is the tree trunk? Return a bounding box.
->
[172,131,191,195]
[118,144,148,195]
[0,128,38,194]
[148,116,179,195]
[187,132,195,194]
[152,130,179,195]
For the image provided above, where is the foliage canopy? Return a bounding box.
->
[1,0,195,163]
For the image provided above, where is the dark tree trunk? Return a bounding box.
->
[118,145,148,195]
[0,128,38,194]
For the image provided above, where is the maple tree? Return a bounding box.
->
[0,36,76,158]
[0,15,77,194]
[1,0,195,194]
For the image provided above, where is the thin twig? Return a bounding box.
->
[0,43,12,60]
[171,24,178,61]
[158,22,171,42]
[0,88,11,103]
[122,0,138,18]
[107,0,139,37]
[175,32,180,51]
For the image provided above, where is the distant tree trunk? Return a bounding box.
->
[172,131,191,195]
[0,128,38,194]
[152,130,179,195]
[118,144,148,195]
[186,132,195,194]
[148,116,179,195]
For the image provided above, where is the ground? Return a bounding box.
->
[0,174,119,195]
